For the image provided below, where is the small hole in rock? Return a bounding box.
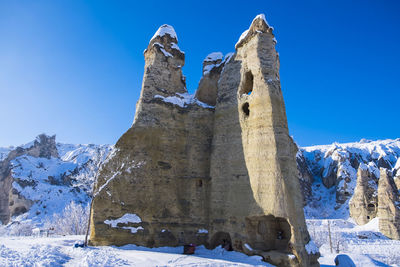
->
[242,103,250,116]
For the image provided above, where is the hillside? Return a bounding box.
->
[298,138,400,219]
[0,134,112,235]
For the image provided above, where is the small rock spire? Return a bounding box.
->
[144,24,185,62]
[235,14,275,49]
[150,24,178,43]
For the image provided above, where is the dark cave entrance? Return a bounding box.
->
[240,71,254,95]
[245,215,291,252]
[209,231,233,250]
[242,102,250,116]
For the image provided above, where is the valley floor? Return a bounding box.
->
[1,218,400,266]
[0,235,271,267]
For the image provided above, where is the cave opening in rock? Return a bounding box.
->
[242,102,250,116]
[245,215,291,252]
[209,231,233,250]
[240,71,254,95]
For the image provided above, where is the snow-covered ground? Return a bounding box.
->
[1,221,399,267]
[0,235,272,267]
[307,218,400,266]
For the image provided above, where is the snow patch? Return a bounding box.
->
[236,30,249,46]
[171,42,184,54]
[154,92,214,109]
[197,229,208,234]
[203,52,234,75]
[244,243,253,251]
[204,52,223,62]
[94,171,121,197]
[151,24,177,42]
[104,213,143,234]
[305,239,319,254]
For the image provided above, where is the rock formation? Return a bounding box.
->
[349,163,379,225]
[89,15,319,266]
[296,151,314,204]
[378,168,400,239]
[0,134,58,224]
[0,134,111,231]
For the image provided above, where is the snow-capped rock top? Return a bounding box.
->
[204,52,223,63]
[202,52,234,76]
[235,13,274,49]
[151,24,178,43]
[145,24,185,62]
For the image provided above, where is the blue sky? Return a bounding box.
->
[0,0,399,147]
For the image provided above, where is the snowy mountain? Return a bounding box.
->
[298,138,400,219]
[0,134,112,234]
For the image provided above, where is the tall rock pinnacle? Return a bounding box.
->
[378,168,400,239]
[89,15,319,267]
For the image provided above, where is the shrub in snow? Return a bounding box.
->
[45,201,89,235]
[9,222,33,236]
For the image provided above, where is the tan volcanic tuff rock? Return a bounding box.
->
[349,163,379,225]
[89,15,319,267]
[89,24,215,248]
[195,52,233,106]
[378,168,400,240]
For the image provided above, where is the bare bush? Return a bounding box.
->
[45,201,89,235]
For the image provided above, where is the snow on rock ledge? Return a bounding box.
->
[155,92,214,109]
[104,213,144,234]
[204,52,223,63]
[203,52,234,75]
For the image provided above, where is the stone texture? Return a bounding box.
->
[378,168,400,240]
[195,52,224,106]
[89,16,319,267]
[89,24,215,248]
[395,176,400,191]
[349,163,379,225]
[296,151,314,204]
[0,134,57,224]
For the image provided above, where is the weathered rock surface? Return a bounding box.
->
[0,134,58,224]
[296,151,314,203]
[378,168,400,240]
[349,163,379,225]
[89,15,318,266]
[300,139,399,216]
[89,24,215,249]
[195,52,225,106]
[0,134,111,230]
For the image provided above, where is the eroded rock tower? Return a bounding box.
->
[89,15,319,266]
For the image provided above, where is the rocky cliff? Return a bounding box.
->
[0,134,112,231]
[89,15,318,267]
[299,138,400,239]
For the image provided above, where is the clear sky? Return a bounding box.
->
[0,0,399,147]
